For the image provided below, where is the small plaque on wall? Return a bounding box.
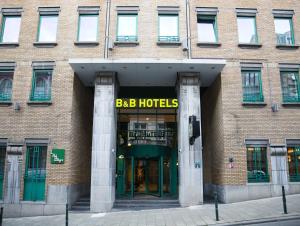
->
[51,149,65,164]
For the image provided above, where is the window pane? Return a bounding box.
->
[237,17,257,43]
[0,71,13,101]
[197,17,216,42]
[159,16,178,37]
[2,16,21,42]
[118,15,137,36]
[281,72,299,102]
[242,71,263,102]
[275,18,293,45]
[31,70,52,101]
[247,147,269,182]
[38,16,58,42]
[78,15,98,41]
[287,147,300,182]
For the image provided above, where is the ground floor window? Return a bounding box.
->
[247,147,270,183]
[287,147,300,182]
[23,145,47,201]
[0,145,6,199]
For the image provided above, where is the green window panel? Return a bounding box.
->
[280,71,300,103]
[37,15,58,42]
[23,146,47,201]
[77,14,99,42]
[241,70,264,102]
[117,14,138,42]
[0,70,13,102]
[247,147,270,183]
[0,15,21,43]
[30,69,52,102]
[158,14,179,42]
[197,15,218,43]
[274,17,295,45]
[237,16,258,44]
[287,147,300,182]
[0,146,6,200]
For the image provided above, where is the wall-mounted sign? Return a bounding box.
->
[51,149,65,164]
[128,130,175,138]
[116,98,178,108]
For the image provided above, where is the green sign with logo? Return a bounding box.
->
[51,149,65,164]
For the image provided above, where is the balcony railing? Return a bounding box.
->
[116,36,138,42]
[282,89,300,103]
[30,91,51,102]
[243,88,264,102]
[0,92,12,101]
[158,36,180,42]
[248,171,270,183]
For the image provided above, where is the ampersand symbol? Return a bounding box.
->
[124,101,128,107]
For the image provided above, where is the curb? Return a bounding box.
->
[212,214,300,226]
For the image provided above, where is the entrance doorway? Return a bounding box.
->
[116,107,178,199]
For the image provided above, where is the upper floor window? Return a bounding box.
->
[117,14,138,42]
[0,16,21,43]
[273,10,295,45]
[158,14,179,42]
[0,8,23,43]
[30,61,55,102]
[77,6,100,42]
[37,7,60,43]
[241,63,264,103]
[196,8,219,43]
[236,9,258,44]
[280,70,300,103]
[0,71,13,102]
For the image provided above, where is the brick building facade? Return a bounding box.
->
[0,0,299,217]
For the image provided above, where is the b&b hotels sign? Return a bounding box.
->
[116,98,178,108]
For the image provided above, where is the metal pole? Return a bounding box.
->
[0,207,3,226]
[66,203,69,226]
[282,186,287,214]
[214,191,219,221]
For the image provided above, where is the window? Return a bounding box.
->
[30,69,52,101]
[158,14,179,42]
[274,17,295,45]
[237,16,258,44]
[76,6,100,42]
[197,15,218,43]
[117,14,138,42]
[0,145,6,199]
[241,70,264,102]
[0,70,13,101]
[247,147,269,183]
[280,71,300,103]
[134,123,147,130]
[24,145,47,201]
[37,15,58,42]
[0,16,21,43]
[287,147,300,182]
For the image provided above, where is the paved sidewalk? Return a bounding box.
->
[4,194,300,226]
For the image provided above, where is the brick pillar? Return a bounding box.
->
[177,73,203,206]
[90,72,117,212]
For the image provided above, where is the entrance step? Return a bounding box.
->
[113,198,180,211]
[71,196,90,212]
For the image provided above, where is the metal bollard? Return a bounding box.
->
[66,203,69,226]
[0,207,3,226]
[282,186,288,214]
[214,191,219,221]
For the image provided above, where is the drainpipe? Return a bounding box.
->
[185,0,192,59]
[104,0,111,58]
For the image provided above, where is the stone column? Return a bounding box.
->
[90,72,117,212]
[177,73,203,206]
[5,144,23,203]
[270,146,288,195]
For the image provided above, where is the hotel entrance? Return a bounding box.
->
[116,101,178,199]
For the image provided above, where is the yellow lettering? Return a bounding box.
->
[139,99,146,108]
[172,99,178,108]
[160,99,166,108]
[129,99,136,107]
[147,99,153,108]
[116,99,123,108]
[153,99,159,108]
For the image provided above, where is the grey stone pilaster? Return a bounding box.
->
[90,72,117,212]
[177,73,203,206]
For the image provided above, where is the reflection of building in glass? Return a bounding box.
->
[277,31,292,44]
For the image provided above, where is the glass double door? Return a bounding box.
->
[134,158,160,195]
